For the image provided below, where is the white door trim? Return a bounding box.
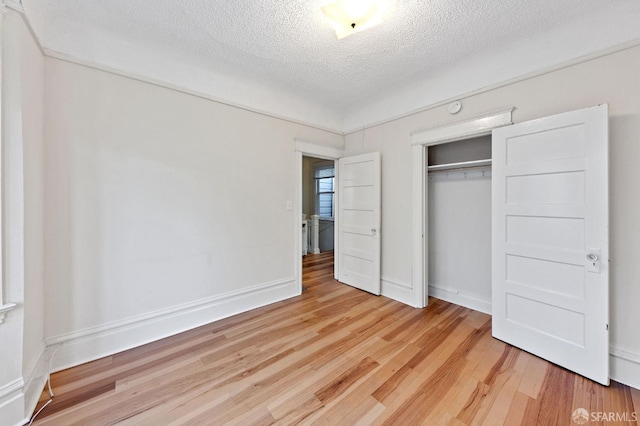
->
[410,109,514,308]
[294,140,344,291]
[411,109,514,146]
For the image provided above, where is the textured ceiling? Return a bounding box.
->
[22,0,640,132]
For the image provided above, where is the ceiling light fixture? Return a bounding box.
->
[322,0,381,39]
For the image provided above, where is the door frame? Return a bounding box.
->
[410,108,514,308]
[294,139,344,292]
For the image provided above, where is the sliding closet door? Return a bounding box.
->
[492,105,609,385]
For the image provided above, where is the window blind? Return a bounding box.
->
[315,167,335,179]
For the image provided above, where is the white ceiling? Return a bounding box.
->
[22,0,640,132]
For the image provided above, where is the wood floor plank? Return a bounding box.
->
[266,353,370,422]
[31,252,639,425]
[631,386,640,412]
[267,390,322,422]
[524,365,576,425]
[314,357,380,404]
[417,360,481,425]
[379,323,491,425]
[503,391,531,425]
[517,350,549,399]
[467,365,522,425]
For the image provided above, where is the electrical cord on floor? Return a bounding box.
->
[27,343,63,426]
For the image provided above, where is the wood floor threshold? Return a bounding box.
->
[32,251,639,425]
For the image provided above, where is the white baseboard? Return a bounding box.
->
[22,343,49,421]
[381,277,416,307]
[31,275,639,401]
[428,285,492,315]
[0,378,26,426]
[610,344,640,390]
[46,277,298,372]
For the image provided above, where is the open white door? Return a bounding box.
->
[492,105,609,385]
[337,152,381,295]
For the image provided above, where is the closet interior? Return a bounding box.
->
[427,135,493,313]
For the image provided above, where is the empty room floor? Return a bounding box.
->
[32,252,638,425]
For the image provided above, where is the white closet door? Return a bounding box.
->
[492,105,609,385]
[337,152,381,295]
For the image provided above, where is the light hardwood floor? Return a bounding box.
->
[33,251,639,425]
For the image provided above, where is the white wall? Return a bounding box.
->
[0,10,46,425]
[344,44,640,388]
[0,12,25,419]
[43,57,343,369]
[428,171,492,312]
[20,8,46,387]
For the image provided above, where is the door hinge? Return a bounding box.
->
[606,324,609,331]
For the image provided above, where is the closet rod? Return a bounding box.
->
[427,158,492,172]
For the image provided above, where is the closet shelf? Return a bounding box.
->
[427,159,492,172]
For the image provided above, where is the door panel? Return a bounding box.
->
[492,105,609,385]
[338,152,381,295]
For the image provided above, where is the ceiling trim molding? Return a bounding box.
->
[13,4,640,136]
[2,0,23,13]
[2,1,46,55]
[344,37,640,135]
[411,108,514,146]
[43,48,345,136]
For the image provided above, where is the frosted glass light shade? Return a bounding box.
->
[321,0,381,39]
[342,0,374,19]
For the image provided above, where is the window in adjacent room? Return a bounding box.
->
[315,166,335,218]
